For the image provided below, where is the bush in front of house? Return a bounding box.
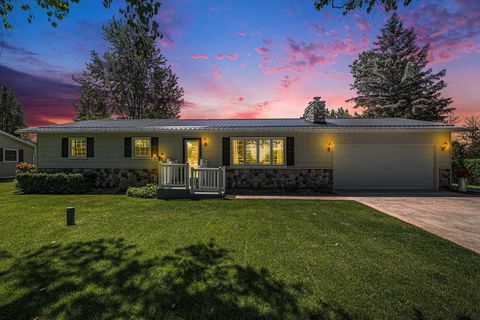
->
[126,184,158,198]
[15,163,36,174]
[15,172,97,194]
[464,159,480,185]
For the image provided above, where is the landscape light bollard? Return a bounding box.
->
[66,207,75,226]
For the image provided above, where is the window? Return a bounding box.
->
[232,139,245,165]
[70,138,86,158]
[231,138,285,166]
[4,149,18,162]
[133,137,151,158]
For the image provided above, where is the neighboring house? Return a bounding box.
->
[0,130,36,178]
[18,98,467,191]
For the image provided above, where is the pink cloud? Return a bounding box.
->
[231,101,272,118]
[191,54,208,60]
[155,5,185,48]
[258,36,368,74]
[255,47,270,55]
[233,97,245,103]
[215,54,225,60]
[211,68,223,79]
[401,0,480,64]
[237,31,246,36]
[354,15,371,33]
[279,75,300,90]
[226,53,239,60]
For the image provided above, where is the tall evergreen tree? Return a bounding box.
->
[348,13,453,121]
[0,84,27,135]
[73,1,183,120]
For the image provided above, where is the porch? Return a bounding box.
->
[157,163,226,198]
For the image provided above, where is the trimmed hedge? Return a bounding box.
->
[127,184,158,199]
[15,172,97,194]
[464,159,480,185]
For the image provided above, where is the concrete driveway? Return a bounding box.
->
[348,194,480,254]
[228,191,480,254]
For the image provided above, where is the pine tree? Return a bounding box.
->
[0,84,27,135]
[73,1,183,120]
[348,13,453,122]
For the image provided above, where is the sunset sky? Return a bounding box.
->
[0,0,479,126]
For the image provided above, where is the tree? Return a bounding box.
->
[326,107,354,118]
[0,0,158,30]
[0,84,27,135]
[461,116,480,158]
[348,13,453,122]
[314,0,413,14]
[73,1,183,120]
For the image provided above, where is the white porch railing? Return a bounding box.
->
[158,163,190,189]
[158,163,226,195]
[190,167,226,194]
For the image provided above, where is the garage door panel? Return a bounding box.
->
[334,144,435,190]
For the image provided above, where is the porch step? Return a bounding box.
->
[156,188,224,200]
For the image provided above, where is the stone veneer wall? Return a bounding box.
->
[39,168,157,189]
[226,168,333,192]
[439,168,451,190]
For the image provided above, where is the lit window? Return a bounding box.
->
[259,139,271,165]
[70,138,86,158]
[272,139,285,165]
[133,137,151,158]
[231,138,285,166]
[4,149,18,162]
[232,139,245,165]
[245,140,257,165]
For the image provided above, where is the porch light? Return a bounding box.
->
[441,142,449,152]
[326,142,333,152]
[159,152,165,162]
[203,137,208,147]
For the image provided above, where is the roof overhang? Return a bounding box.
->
[18,126,468,134]
[1,130,36,147]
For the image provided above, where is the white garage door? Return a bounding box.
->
[333,144,435,190]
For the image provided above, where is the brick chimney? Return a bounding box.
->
[303,97,326,124]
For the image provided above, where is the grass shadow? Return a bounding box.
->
[0,238,352,319]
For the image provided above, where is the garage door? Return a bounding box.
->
[333,144,435,190]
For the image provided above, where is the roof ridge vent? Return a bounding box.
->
[303,97,326,124]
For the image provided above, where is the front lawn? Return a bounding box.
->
[0,182,479,320]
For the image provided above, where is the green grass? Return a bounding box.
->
[0,182,479,320]
[452,183,480,190]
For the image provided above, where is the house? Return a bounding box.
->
[18,98,467,191]
[0,130,36,179]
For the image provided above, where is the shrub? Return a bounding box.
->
[464,159,480,185]
[454,168,472,179]
[15,172,96,194]
[16,163,36,174]
[127,184,158,198]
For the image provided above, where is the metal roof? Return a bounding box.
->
[18,118,467,133]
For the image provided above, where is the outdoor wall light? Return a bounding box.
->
[327,142,333,152]
[441,142,449,152]
[203,137,208,147]
[159,152,165,161]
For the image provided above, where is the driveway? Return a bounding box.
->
[352,195,480,254]
[228,192,480,254]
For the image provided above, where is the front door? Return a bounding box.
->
[184,138,201,169]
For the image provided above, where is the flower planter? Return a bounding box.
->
[458,177,468,193]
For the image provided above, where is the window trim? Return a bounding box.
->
[69,137,87,159]
[3,148,19,162]
[230,137,286,167]
[132,137,152,159]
